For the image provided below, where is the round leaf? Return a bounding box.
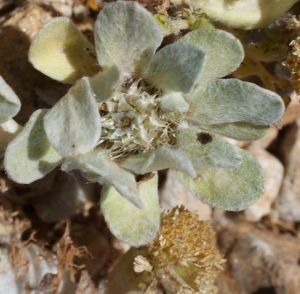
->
[176,148,265,211]
[29,17,99,83]
[101,173,160,246]
[4,110,62,184]
[143,43,205,93]
[185,79,285,126]
[178,28,244,85]
[94,1,162,77]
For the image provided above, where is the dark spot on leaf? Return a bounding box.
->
[72,144,75,148]
[197,132,212,144]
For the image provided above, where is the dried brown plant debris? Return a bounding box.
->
[56,222,88,283]
[283,15,300,96]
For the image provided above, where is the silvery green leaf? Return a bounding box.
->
[121,147,196,178]
[175,148,264,211]
[29,17,99,84]
[4,110,63,184]
[44,77,101,158]
[189,0,298,30]
[0,76,21,124]
[61,149,143,208]
[178,28,244,85]
[159,92,189,113]
[0,119,22,157]
[89,64,123,102]
[101,173,160,246]
[177,127,242,168]
[143,43,205,93]
[185,79,284,126]
[194,122,268,141]
[94,1,162,77]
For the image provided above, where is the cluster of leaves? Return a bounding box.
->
[0,1,287,247]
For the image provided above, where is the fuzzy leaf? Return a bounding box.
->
[61,149,143,208]
[194,122,268,141]
[143,43,205,93]
[177,127,242,168]
[121,147,196,178]
[178,28,244,85]
[159,92,189,113]
[4,110,62,184]
[94,1,162,77]
[185,79,284,126]
[189,0,298,30]
[29,17,99,84]
[0,76,21,124]
[0,120,22,157]
[176,148,265,211]
[44,77,101,158]
[89,64,123,102]
[101,173,160,246]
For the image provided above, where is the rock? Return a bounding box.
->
[275,119,300,222]
[245,147,284,221]
[48,0,74,17]
[282,92,300,127]
[26,243,58,290]
[283,103,300,127]
[73,4,89,21]
[0,243,58,294]
[0,247,26,294]
[250,125,279,149]
[159,170,212,221]
[2,4,52,40]
[216,221,300,294]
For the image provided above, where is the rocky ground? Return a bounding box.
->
[0,1,300,293]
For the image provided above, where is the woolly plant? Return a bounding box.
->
[4,1,285,246]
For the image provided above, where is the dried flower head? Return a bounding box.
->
[144,206,224,293]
